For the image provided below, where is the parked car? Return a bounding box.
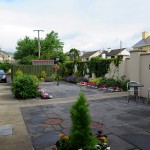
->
[0,70,7,83]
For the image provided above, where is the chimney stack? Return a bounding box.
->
[142,31,149,40]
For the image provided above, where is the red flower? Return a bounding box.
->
[52,65,60,71]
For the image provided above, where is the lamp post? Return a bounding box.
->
[33,30,44,58]
[56,56,60,86]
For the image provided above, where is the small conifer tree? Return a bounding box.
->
[69,92,98,150]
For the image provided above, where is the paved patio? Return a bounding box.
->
[0,82,150,150]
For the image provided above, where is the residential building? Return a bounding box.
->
[106,48,130,59]
[80,50,102,61]
[132,31,150,52]
[0,49,12,61]
[99,50,108,58]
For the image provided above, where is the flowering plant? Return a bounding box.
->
[52,64,60,71]
[55,134,71,150]
[54,131,110,150]
[99,84,108,89]
[115,87,123,92]
[52,64,60,86]
[37,87,52,99]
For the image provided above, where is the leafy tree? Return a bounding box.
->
[14,31,65,64]
[14,36,38,60]
[68,48,80,61]
[18,55,36,65]
[40,31,64,62]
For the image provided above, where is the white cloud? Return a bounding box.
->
[0,0,150,53]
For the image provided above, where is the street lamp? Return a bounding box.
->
[56,56,59,62]
[33,30,44,58]
[56,56,60,86]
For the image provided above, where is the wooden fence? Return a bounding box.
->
[11,65,53,80]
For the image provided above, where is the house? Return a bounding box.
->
[0,49,12,61]
[132,31,150,52]
[105,48,130,59]
[99,50,108,58]
[80,50,102,61]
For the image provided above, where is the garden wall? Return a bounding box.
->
[140,54,150,97]
[105,62,119,79]
[124,58,130,80]
[105,51,150,98]
[77,52,150,98]
[105,56,130,80]
[128,50,150,97]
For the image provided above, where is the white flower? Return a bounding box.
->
[95,145,101,149]
[106,147,110,150]
[103,142,107,146]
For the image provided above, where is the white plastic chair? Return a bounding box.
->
[127,81,140,102]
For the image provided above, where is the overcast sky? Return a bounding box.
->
[0,0,150,53]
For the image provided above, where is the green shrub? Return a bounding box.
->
[90,77,103,84]
[37,71,47,81]
[12,73,40,99]
[0,62,11,72]
[69,93,98,150]
[74,71,80,76]
[59,61,74,77]
[41,71,47,80]
[15,69,23,76]
[97,77,129,91]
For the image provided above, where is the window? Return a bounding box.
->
[138,47,142,50]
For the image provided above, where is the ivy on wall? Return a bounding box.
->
[112,56,123,67]
[87,57,111,77]
[77,61,88,76]
[60,56,123,78]
[59,61,74,77]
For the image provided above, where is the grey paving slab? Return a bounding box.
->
[127,109,150,117]
[122,134,150,150]
[32,131,61,149]
[18,82,150,150]
[21,96,150,150]
[26,115,49,125]
[0,125,13,136]
[26,125,46,134]
[108,134,135,150]
[40,81,104,98]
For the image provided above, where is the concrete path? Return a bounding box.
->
[1,82,150,150]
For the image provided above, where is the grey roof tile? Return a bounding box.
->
[107,48,126,56]
[80,51,98,58]
[132,36,150,48]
